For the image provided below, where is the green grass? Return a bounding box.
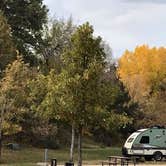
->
[0,146,122,165]
[1,146,166,166]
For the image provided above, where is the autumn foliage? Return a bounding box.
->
[1,0,166,162]
[118,45,166,102]
[118,45,166,127]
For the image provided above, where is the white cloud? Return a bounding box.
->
[44,0,166,58]
[123,0,166,4]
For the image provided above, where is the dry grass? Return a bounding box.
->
[0,146,121,165]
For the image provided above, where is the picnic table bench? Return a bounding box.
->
[102,160,118,166]
[102,155,137,166]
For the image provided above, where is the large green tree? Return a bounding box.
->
[60,23,107,166]
[0,11,15,72]
[29,23,130,165]
[0,0,48,65]
[29,23,106,164]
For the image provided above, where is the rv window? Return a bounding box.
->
[127,138,134,143]
[140,136,149,144]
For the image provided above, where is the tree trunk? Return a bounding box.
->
[0,108,4,160]
[77,127,82,166]
[70,124,75,162]
[0,124,2,160]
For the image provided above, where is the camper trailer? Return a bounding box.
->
[122,126,166,161]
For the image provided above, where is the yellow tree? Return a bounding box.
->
[0,56,33,159]
[118,45,166,128]
[118,45,166,102]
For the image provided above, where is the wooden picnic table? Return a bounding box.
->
[108,156,129,166]
[103,155,137,166]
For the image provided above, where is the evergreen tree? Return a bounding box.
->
[0,11,15,72]
[0,0,48,65]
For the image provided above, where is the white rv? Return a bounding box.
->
[122,126,166,161]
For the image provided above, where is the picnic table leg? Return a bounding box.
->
[121,159,124,166]
[121,160,128,166]
[133,157,136,166]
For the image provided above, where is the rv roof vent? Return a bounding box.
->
[150,125,165,129]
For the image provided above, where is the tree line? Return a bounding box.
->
[0,1,165,165]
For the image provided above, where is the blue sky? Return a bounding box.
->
[43,0,166,58]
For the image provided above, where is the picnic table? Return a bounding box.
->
[102,155,137,166]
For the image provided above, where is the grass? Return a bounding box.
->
[0,146,122,165]
[1,146,166,166]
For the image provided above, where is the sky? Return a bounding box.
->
[43,0,166,58]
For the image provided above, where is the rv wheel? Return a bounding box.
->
[153,151,163,161]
